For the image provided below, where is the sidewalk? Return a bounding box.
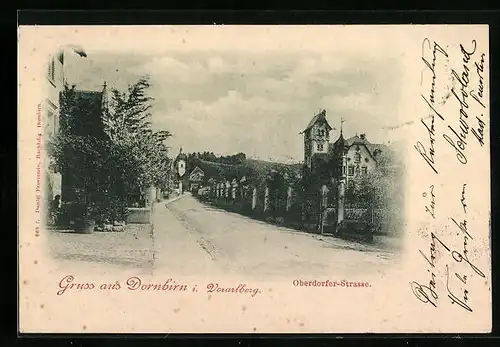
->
[150,193,218,275]
[47,222,154,271]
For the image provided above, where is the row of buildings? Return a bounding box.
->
[170,109,402,234]
[177,109,398,196]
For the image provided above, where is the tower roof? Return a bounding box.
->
[333,132,347,149]
[175,147,188,161]
[302,109,332,133]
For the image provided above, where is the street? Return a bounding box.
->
[48,193,402,280]
[151,193,401,280]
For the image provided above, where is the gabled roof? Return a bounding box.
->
[189,166,205,180]
[302,109,332,133]
[343,135,392,162]
[345,135,370,147]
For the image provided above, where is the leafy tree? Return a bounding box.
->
[49,76,173,226]
[103,76,172,196]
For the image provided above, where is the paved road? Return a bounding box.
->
[47,193,401,279]
[152,194,401,281]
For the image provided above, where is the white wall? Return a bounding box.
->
[45,55,64,201]
[345,144,376,182]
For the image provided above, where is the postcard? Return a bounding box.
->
[18,25,491,333]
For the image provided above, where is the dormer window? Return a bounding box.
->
[317,143,324,151]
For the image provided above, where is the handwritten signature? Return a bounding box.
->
[415,39,449,174]
[412,182,485,312]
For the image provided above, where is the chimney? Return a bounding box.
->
[360,133,366,141]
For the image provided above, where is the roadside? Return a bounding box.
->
[47,222,154,272]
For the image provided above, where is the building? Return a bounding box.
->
[302,109,391,187]
[44,52,65,205]
[188,166,205,193]
[172,148,188,195]
[302,109,332,169]
[44,47,88,205]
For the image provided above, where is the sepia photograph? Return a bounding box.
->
[18,25,491,333]
[42,36,406,281]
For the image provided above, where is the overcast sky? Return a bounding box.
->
[63,39,403,163]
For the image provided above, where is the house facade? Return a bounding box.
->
[188,166,205,193]
[45,47,88,205]
[302,109,389,187]
[44,52,65,205]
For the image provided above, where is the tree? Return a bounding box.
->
[49,76,173,227]
[103,76,172,197]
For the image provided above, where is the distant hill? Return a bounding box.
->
[186,156,303,184]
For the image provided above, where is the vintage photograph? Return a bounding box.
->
[19,25,491,333]
[42,34,406,281]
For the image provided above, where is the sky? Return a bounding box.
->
[62,29,404,163]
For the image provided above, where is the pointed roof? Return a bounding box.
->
[189,166,205,180]
[302,109,332,133]
[333,131,347,149]
[175,147,188,161]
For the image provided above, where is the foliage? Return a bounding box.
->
[346,171,389,208]
[49,76,172,226]
[185,151,247,174]
[104,76,172,191]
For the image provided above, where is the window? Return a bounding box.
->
[47,58,55,82]
[355,166,360,176]
[348,166,354,176]
[362,166,368,175]
[355,153,361,164]
[343,166,346,175]
[317,143,324,151]
[348,180,355,190]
